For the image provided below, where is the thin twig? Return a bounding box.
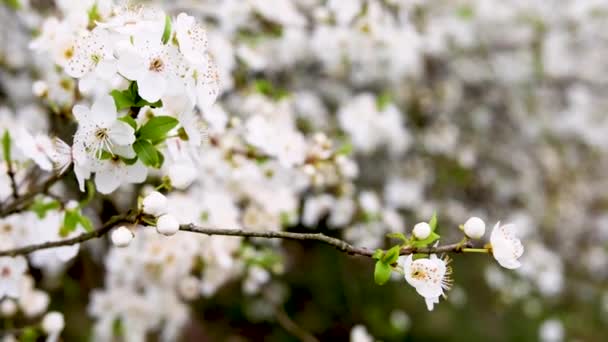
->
[275,306,319,342]
[0,214,131,257]
[0,172,63,218]
[0,216,477,258]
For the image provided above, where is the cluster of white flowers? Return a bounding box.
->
[3,0,607,339]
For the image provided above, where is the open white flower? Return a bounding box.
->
[490,222,524,269]
[116,33,189,103]
[0,256,27,298]
[94,157,148,194]
[175,13,208,66]
[399,254,452,311]
[72,94,135,163]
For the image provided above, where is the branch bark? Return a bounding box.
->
[0,172,63,218]
[0,216,474,258]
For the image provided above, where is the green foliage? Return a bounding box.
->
[2,0,20,10]
[118,115,137,130]
[2,130,11,162]
[110,82,162,111]
[133,139,160,167]
[386,232,408,244]
[429,212,438,231]
[253,79,289,100]
[137,116,179,142]
[410,231,440,248]
[381,245,401,265]
[61,208,94,236]
[80,181,96,207]
[29,198,61,219]
[161,15,172,44]
[374,260,392,285]
[376,91,392,111]
[335,141,353,156]
[19,327,39,342]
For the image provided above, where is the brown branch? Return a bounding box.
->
[0,215,474,258]
[0,214,131,257]
[275,306,319,342]
[0,172,63,218]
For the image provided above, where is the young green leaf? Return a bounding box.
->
[381,245,401,264]
[372,249,384,260]
[411,231,440,248]
[118,115,137,130]
[110,89,135,111]
[30,199,60,219]
[386,232,408,244]
[161,15,172,44]
[61,210,80,236]
[133,139,159,167]
[429,212,438,231]
[137,116,179,142]
[2,130,11,162]
[374,261,392,285]
[79,215,94,232]
[80,180,96,207]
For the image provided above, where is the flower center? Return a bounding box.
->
[149,58,165,72]
[95,127,109,141]
[411,268,428,280]
[1,266,10,277]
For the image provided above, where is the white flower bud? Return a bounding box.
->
[41,311,65,335]
[412,222,431,240]
[32,80,48,97]
[65,200,79,210]
[111,226,134,247]
[0,299,17,317]
[178,276,200,300]
[168,164,197,190]
[142,191,168,217]
[156,214,179,236]
[463,217,486,239]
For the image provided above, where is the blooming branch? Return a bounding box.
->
[0,213,485,258]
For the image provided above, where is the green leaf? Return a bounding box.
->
[161,15,172,44]
[133,139,159,167]
[79,215,94,232]
[134,98,163,108]
[30,199,60,219]
[429,212,438,231]
[118,115,137,130]
[336,142,353,156]
[386,232,408,244]
[19,327,39,342]
[137,116,179,142]
[2,130,11,162]
[374,261,392,285]
[110,89,135,111]
[411,231,440,248]
[381,245,401,264]
[376,91,392,111]
[3,0,21,10]
[372,249,384,260]
[156,149,165,168]
[80,180,96,207]
[120,155,138,165]
[61,210,80,236]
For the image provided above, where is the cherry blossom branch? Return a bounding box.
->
[0,172,63,218]
[0,213,483,257]
[0,214,131,257]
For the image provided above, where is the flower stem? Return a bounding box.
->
[461,248,489,253]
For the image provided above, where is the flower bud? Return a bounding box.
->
[168,164,197,190]
[111,226,134,247]
[142,191,168,217]
[156,214,179,236]
[0,299,17,317]
[412,222,431,240]
[463,217,485,239]
[41,311,65,335]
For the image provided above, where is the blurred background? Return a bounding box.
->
[2,0,608,341]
